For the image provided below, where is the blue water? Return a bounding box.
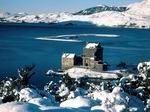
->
[0,24,150,88]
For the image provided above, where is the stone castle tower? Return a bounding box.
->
[83,43,106,71]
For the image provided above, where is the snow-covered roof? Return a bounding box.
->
[62,53,75,59]
[85,43,99,49]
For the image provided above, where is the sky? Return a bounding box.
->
[0,0,143,14]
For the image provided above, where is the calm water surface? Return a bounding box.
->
[0,24,150,88]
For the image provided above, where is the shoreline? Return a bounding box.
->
[0,22,150,30]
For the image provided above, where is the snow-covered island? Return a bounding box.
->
[0,0,150,28]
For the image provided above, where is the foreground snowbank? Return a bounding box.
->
[0,61,149,112]
[60,96,93,108]
[0,102,87,112]
[0,86,145,112]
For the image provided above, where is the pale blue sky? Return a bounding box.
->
[0,0,143,14]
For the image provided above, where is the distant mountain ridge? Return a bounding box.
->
[0,0,150,28]
[74,5,128,15]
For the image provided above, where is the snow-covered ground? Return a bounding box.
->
[0,0,150,28]
[65,67,120,79]
[0,62,150,112]
[0,102,87,112]
[0,87,145,112]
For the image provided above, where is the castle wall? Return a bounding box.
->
[62,55,75,70]
[83,48,97,58]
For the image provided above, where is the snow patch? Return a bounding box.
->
[19,88,42,102]
[62,53,75,59]
[60,96,92,108]
[65,67,119,79]
[35,37,82,42]
[85,43,99,49]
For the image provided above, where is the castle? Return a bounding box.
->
[61,43,107,72]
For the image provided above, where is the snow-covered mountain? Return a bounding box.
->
[0,0,150,28]
[0,12,11,18]
[127,0,150,17]
[73,5,127,15]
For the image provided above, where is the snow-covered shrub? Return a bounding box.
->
[90,86,128,112]
[61,73,81,91]
[19,87,58,107]
[56,83,69,101]
[19,88,42,102]
[44,73,83,102]
[121,62,150,102]
[0,77,19,103]
[145,99,150,112]
[90,86,144,112]
[0,65,36,103]
[137,61,150,80]
[44,81,60,95]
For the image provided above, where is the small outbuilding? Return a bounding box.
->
[61,53,82,70]
[62,53,76,70]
